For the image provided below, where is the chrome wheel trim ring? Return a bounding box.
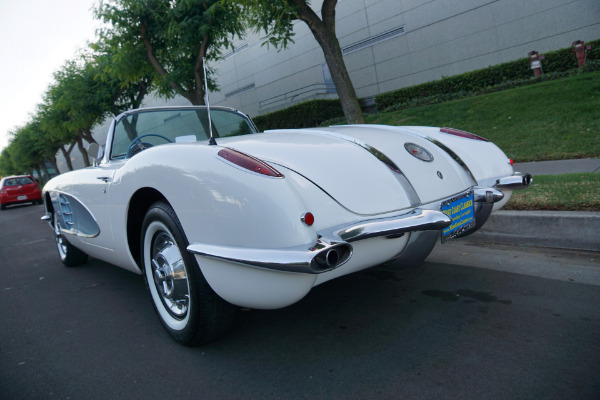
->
[144,221,191,330]
[54,215,68,260]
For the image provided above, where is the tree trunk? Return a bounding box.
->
[40,162,51,184]
[34,166,42,183]
[48,156,60,176]
[81,128,97,145]
[294,0,365,124]
[59,144,76,171]
[76,136,91,167]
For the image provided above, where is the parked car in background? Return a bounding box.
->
[41,106,531,345]
[0,175,42,210]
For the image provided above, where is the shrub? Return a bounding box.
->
[375,39,600,110]
[252,99,344,131]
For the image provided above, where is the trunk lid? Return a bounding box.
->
[219,130,413,215]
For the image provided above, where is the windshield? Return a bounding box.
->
[110,108,256,159]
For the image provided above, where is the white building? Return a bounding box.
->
[210,0,599,116]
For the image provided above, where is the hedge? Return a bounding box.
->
[375,38,600,110]
[250,39,599,129]
[252,99,344,131]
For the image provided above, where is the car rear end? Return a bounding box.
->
[0,176,42,210]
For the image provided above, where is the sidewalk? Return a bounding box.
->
[513,157,600,176]
[466,158,600,252]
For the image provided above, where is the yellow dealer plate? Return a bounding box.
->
[441,191,475,243]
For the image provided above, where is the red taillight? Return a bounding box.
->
[301,212,315,226]
[440,127,489,142]
[217,148,283,178]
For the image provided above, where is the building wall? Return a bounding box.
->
[210,0,600,117]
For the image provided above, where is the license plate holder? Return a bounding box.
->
[17,195,27,201]
[441,191,475,243]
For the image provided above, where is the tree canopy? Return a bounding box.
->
[96,0,245,105]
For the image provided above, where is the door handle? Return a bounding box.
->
[97,177,111,183]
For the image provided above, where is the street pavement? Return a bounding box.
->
[470,158,600,252]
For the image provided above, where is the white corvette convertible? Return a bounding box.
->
[42,106,531,345]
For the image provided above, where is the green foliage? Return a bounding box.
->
[96,0,245,104]
[228,0,300,49]
[0,119,61,177]
[252,99,344,131]
[375,39,600,110]
[50,58,116,138]
[90,32,155,114]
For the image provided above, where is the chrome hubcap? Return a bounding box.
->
[54,217,68,259]
[151,232,189,318]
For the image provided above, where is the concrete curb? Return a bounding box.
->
[466,210,600,252]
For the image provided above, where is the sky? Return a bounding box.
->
[0,0,102,152]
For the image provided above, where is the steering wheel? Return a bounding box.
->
[126,134,173,158]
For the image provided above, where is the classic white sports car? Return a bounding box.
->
[42,106,531,345]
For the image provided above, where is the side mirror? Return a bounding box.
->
[87,143,104,163]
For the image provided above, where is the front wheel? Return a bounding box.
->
[54,212,88,267]
[141,202,236,346]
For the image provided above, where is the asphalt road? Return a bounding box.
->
[1,204,599,400]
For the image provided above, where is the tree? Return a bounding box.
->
[46,56,126,167]
[95,0,245,105]
[90,31,155,115]
[37,90,80,172]
[3,124,47,179]
[232,0,365,124]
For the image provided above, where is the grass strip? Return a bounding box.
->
[505,173,600,211]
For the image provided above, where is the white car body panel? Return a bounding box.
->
[43,106,531,312]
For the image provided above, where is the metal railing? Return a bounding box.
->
[259,82,336,109]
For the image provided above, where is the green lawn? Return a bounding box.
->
[366,71,600,162]
[505,173,600,211]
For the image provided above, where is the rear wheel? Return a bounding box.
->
[141,202,236,346]
[54,212,88,267]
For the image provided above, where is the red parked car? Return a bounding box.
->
[0,175,42,210]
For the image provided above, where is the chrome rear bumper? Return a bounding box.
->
[188,208,451,275]
[496,172,533,190]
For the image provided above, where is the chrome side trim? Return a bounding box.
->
[297,128,422,206]
[357,143,421,206]
[423,138,478,185]
[47,191,101,238]
[495,172,533,190]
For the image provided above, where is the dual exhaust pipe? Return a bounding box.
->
[312,242,352,272]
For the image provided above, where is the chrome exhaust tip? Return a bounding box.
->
[313,243,352,271]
